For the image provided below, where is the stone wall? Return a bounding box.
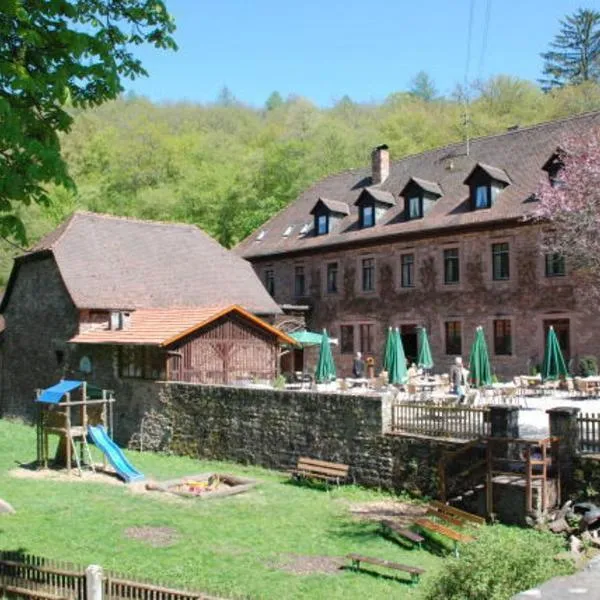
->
[0,255,79,418]
[251,222,593,379]
[124,382,462,496]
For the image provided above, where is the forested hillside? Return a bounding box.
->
[5,77,600,286]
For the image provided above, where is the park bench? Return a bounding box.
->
[289,457,349,485]
[428,500,486,526]
[415,518,474,557]
[380,519,424,549]
[346,553,425,585]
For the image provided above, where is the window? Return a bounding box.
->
[492,243,510,280]
[545,253,565,277]
[294,265,306,297]
[361,258,375,292]
[359,324,374,354]
[493,319,512,355]
[444,248,460,285]
[119,346,165,379]
[326,262,338,294]
[361,205,375,228]
[316,214,328,235]
[265,269,275,296]
[475,185,489,209]
[400,253,414,288]
[408,196,421,219]
[340,325,354,354]
[445,321,462,355]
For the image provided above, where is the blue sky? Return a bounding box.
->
[126,0,588,107]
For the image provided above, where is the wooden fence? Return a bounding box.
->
[390,402,490,440]
[578,412,600,454]
[0,552,220,600]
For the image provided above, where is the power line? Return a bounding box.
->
[463,0,476,156]
[477,0,492,81]
[0,235,27,253]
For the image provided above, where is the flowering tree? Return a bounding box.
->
[535,127,600,295]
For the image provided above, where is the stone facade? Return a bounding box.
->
[0,255,79,418]
[250,221,593,379]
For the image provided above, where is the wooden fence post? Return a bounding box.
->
[86,564,104,600]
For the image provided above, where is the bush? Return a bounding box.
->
[424,525,574,600]
[578,356,598,377]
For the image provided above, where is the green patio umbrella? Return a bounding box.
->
[417,327,434,371]
[315,329,336,383]
[542,326,568,381]
[383,327,395,373]
[389,327,408,385]
[290,330,328,347]
[468,326,493,387]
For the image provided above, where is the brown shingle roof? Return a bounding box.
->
[68,305,296,346]
[236,111,600,259]
[358,188,396,206]
[23,212,280,314]
[406,177,443,196]
[467,163,511,184]
[311,198,350,215]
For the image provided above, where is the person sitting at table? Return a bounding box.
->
[450,356,468,403]
[407,362,419,383]
[352,351,365,378]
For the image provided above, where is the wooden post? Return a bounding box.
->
[85,564,104,600]
[65,393,71,474]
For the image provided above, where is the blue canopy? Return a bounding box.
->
[37,380,83,404]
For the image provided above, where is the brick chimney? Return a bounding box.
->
[371,144,389,185]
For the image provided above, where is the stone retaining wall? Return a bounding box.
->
[126,382,463,496]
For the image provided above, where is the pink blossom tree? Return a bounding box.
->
[535,127,600,295]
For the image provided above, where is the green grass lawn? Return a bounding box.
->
[0,419,452,599]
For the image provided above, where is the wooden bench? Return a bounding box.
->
[415,518,474,557]
[429,500,486,526]
[380,519,424,549]
[289,457,349,485]
[346,553,425,585]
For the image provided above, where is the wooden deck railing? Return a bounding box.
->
[578,412,600,454]
[0,551,220,600]
[390,402,490,440]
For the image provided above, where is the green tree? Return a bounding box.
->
[409,71,438,101]
[265,91,284,112]
[0,0,176,241]
[540,8,600,89]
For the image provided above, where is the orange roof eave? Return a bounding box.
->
[160,304,298,347]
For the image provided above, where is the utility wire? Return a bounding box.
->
[0,235,27,253]
[463,0,476,156]
[477,0,492,81]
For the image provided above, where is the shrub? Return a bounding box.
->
[578,356,598,377]
[424,525,574,600]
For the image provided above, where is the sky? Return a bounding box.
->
[126,0,589,107]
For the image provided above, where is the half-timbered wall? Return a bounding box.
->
[167,313,278,384]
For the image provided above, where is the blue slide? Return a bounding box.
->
[88,425,144,483]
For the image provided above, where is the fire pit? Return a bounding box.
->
[146,472,258,499]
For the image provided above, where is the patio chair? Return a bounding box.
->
[574,377,590,398]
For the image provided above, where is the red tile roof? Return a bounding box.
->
[69,305,296,346]
[235,111,600,259]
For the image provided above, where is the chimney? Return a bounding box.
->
[371,144,389,185]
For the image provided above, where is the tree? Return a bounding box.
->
[534,127,600,296]
[0,0,176,241]
[540,8,600,89]
[265,91,284,112]
[409,71,438,102]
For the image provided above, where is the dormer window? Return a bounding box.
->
[316,214,328,235]
[310,197,350,236]
[400,177,442,221]
[408,196,421,219]
[464,163,510,211]
[355,188,395,229]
